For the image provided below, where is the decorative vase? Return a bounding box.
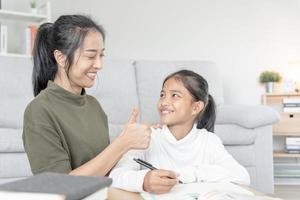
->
[265,82,274,93]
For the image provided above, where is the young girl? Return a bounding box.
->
[109,70,250,194]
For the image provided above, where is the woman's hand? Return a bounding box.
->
[143,169,178,194]
[118,108,151,150]
[151,123,162,129]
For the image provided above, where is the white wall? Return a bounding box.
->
[7,0,300,105]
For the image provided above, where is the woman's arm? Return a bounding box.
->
[69,125,149,176]
[69,108,151,177]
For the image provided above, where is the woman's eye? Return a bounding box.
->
[87,56,96,60]
[100,54,105,58]
[160,93,165,98]
[172,94,180,98]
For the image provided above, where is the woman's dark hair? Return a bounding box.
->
[32,14,105,96]
[162,70,216,132]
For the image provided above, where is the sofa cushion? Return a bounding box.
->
[215,124,256,145]
[87,60,139,124]
[0,153,32,178]
[0,128,24,152]
[134,60,224,123]
[108,123,124,142]
[244,166,256,188]
[225,145,255,167]
[0,57,33,129]
[216,105,280,129]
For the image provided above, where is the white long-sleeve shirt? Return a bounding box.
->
[109,125,250,192]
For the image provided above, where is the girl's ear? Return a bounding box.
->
[53,50,67,69]
[192,101,205,116]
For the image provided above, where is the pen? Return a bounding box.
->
[133,158,183,184]
[133,158,157,170]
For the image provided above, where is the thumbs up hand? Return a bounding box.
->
[127,107,139,125]
[119,107,152,150]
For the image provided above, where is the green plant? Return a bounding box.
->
[30,0,36,8]
[259,71,281,83]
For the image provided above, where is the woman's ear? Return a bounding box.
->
[53,50,67,69]
[192,101,205,116]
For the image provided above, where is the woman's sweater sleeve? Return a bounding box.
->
[109,149,149,192]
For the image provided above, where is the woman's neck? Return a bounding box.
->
[168,122,195,140]
[54,74,82,95]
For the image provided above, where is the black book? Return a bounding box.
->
[0,172,112,200]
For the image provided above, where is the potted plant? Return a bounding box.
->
[30,0,37,14]
[259,71,281,93]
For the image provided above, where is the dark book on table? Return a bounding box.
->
[0,172,112,200]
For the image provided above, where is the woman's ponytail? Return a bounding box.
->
[31,15,106,97]
[197,94,216,132]
[32,23,57,96]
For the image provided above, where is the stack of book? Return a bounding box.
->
[0,172,112,200]
[274,165,300,178]
[25,25,38,55]
[286,137,300,154]
[283,98,300,113]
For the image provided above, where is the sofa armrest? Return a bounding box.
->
[216,105,280,129]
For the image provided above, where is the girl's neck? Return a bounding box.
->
[168,122,195,140]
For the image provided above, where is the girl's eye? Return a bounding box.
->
[160,93,165,98]
[100,54,105,58]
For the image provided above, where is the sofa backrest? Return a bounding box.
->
[87,60,139,125]
[0,57,224,130]
[0,57,34,129]
[134,60,224,123]
[88,60,224,126]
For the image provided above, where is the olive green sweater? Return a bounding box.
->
[23,81,109,174]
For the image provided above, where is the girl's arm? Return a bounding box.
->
[108,149,149,192]
[179,135,250,185]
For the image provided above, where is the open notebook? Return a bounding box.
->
[141,182,282,200]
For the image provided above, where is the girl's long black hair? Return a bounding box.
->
[162,70,216,132]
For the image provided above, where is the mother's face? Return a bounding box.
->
[67,30,105,90]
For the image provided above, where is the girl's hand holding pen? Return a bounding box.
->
[143,169,178,194]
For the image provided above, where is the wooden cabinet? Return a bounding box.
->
[273,113,300,135]
[263,93,300,184]
[263,93,300,158]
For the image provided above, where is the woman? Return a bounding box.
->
[22,14,151,176]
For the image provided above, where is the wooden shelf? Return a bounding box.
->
[0,2,51,57]
[263,93,300,97]
[274,151,300,158]
[0,10,48,22]
[273,132,300,136]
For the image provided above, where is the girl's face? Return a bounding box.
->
[67,30,104,92]
[157,77,203,128]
